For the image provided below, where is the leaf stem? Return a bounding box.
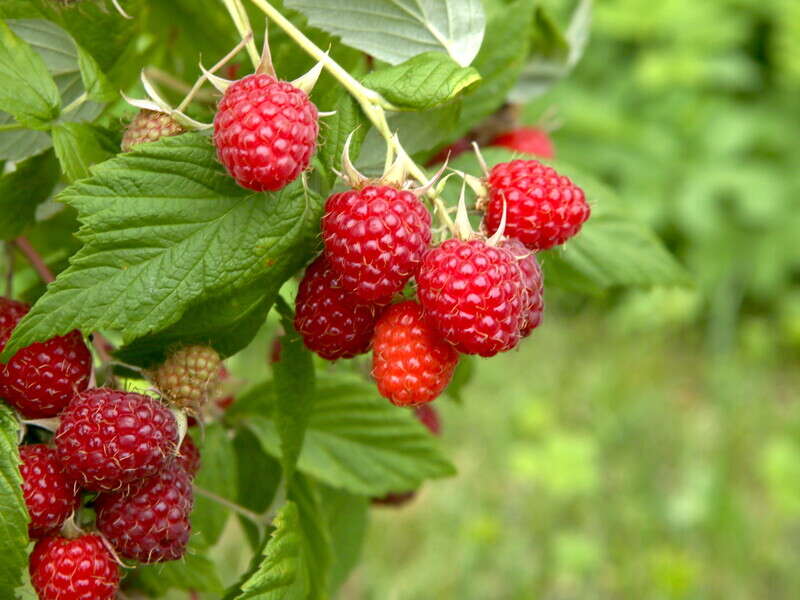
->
[0,122,23,131]
[13,237,54,283]
[193,484,271,526]
[246,0,456,233]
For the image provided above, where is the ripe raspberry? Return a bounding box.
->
[322,186,431,302]
[372,301,458,406]
[294,256,382,360]
[501,238,544,337]
[30,534,119,600]
[489,127,555,158]
[416,239,525,357]
[213,73,319,191]
[19,445,78,538]
[0,298,91,419]
[177,434,201,478]
[95,461,193,563]
[484,159,590,250]
[121,110,184,153]
[153,345,222,411]
[55,389,178,491]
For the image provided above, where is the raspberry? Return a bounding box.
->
[121,110,184,153]
[213,73,319,191]
[153,345,222,411]
[19,445,78,538]
[177,434,201,478]
[55,388,178,491]
[0,298,91,419]
[416,239,525,357]
[322,186,431,302]
[30,534,119,600]
[372,301,458,406]
[294,256,382,360]
[501,238,544,337]
[489,127,555,158]
[95,461,193,563]
[484,159,590,250]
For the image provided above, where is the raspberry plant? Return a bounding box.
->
[0,1,687,598]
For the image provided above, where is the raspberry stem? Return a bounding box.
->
[245,0,457,233]
[193,484,272,526]
[221,0,261,67]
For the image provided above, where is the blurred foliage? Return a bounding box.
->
[523,0,800,354]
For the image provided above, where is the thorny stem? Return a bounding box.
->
[246,0,455,233]
[222,0,261,68]
[193,485,271,526]
[12,237,114,364]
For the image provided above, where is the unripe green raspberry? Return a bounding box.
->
[121,110,184,153]
[153,345,222,410]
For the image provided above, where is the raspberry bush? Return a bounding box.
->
[0,1,686,598]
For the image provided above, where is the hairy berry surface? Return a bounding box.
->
[95,461,193,563]
[501,238,544,336]
[0,298,91,418]
[485,159,590,250]
[121,109,184,152]
[372,301,458,406]
[19,444,78,538]
[417,239,525,357]
[295,256,382,360]
[30,534,119,600]
[177,434,201,478]
[56,388,178,491]
[323,186,431,302]
[214,73,318,191]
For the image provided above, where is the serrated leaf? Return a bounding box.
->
[456,0,534,135]
[0,19,60,128]
[51,122,113,182]
[132,553,225,597]
[319,485,367,595]
[273,299,316,483]
[288,475,332,600]
[0,404,29,596]
[240,375,455,496]
[1,133,323,361]
[285,0,486,67]
[234,502,308,600]
[0,150,59,241]
[362,52,480,110]
[192,423,238,547]
[76,45,116,102]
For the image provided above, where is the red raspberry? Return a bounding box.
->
[55,389,178,491]
[414,404,441,435]
[177,434,201,478]
[0,298,91,419]
[372,301,458,406]
[501,238,544,337]
[95,461,193,563]
[489,127,555,158]
[19,445,78,538]
[294,256,382,360]
[417,239,526,357]
[121,109,184,152]
[484,159,590,250]
[213,73,319,191]
[322,186,431,302]
[30,534,119,600]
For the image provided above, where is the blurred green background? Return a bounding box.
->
[348,0,800,597]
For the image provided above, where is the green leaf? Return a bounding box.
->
[132,552,225,597]
[529,5,570,62]
[362,52,480,110]
[288,475,332,600]
[76,45,116,102]
[285,0,486,67]
[192,424,238,547]
[0,149,59,241]
[456,0,534,135]
[234,428,281,550]
[234,502,308,600]
[0,19,60,128]
[240,375,456,496]
[319,485,367,595]
[51,122,113,182]
[273,299,316,483]
[318,92,369,181]
[1,133,323,361]
[0,404,29,596]
[446,355,474,403]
